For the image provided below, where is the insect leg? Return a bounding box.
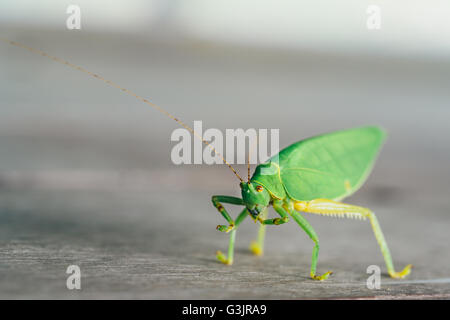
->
[295,199,412,279]
[289,209,333,281]
[249,208,268,256]
[216,208,249,265]
[256,201,290,225]
[249,201,291,256]
[211,195,244,233]
[212,196,248,265]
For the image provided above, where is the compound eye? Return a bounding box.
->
[256,185,264,192]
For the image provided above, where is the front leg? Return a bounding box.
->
[212,195,244,233]
[249,208,267,256]
[249,201,289,256]
[211,195,248,265]
[256,200,290,225]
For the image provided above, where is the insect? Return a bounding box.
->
[213,126,412,280]
[2,38,412,281]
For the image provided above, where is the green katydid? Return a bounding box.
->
[213,126,412,280]
[2,38,412,281]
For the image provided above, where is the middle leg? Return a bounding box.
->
[289,210,333,281]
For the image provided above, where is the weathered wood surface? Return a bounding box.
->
[0,29,449,299]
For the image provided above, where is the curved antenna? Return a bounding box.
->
[247,131,259,182]
[1,37,244,182]
[247,154,251,183]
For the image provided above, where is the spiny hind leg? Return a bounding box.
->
[295,199,412,279]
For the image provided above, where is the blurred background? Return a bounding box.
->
[0,1,449,299]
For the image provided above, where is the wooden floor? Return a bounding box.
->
[0,29,449,299]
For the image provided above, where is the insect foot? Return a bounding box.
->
[388,264,413,279]
[273,217,289,225]
[216,224,235,233]
[249,241,263,256]
[216,251,233,265]
[310,271,333,281]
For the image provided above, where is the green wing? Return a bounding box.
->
[273,126,386,201]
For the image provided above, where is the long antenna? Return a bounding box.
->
[247,131,259,182]
[0,37,244,182]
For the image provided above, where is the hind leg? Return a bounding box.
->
[295,199,412,279]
